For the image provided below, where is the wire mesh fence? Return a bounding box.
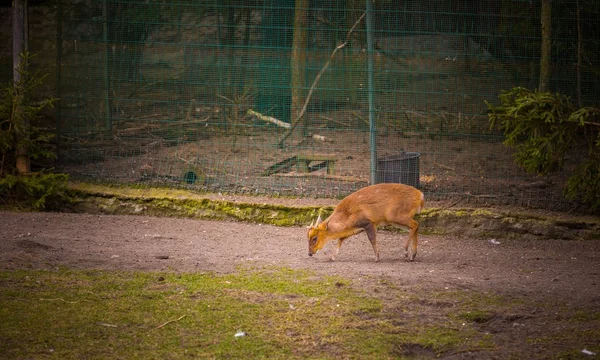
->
[7,0,600,211]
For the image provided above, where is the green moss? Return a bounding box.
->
[419,208,463,218]
[457,310,495,323]
[66,182,600,240]
[421,228,447,236]
[471,209,497,217]
[68,183,333,227]
[572,310,600,322]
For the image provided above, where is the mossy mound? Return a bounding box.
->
[67,183,600,240]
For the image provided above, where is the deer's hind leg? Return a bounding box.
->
[393,215,419,261]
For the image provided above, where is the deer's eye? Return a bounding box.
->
[310,236,318,244]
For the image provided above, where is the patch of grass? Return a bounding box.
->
[4,266,597,359]
[0,267,497,359]
[572,309,600,322]
[457,310,495,323]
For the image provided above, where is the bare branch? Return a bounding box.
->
[278,11,366,148]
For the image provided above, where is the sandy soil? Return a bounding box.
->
[2,211,599,302]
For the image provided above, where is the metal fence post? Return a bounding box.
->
[366,0,377,185]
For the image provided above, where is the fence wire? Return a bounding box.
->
[9,0,600,211]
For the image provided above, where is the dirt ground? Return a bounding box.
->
[1,210,599,358]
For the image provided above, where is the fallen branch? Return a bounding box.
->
[272,172,368,183]
[439,198,462,210]
[310,133,328,142]
[318,115,348,128]
[262,155,298,176]
[277,11,366,148]
[116,117,210,137]
[249,110,329,142]
[155,314,186,330]
[247,109,291,129]
[434,162,455,172]
[352,111,369,127]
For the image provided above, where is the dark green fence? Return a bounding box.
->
[41,1,599,210]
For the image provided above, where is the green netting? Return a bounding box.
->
[43,0,600,210]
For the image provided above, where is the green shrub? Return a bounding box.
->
[487,87,600,213]
[0,52,68,210]
[0,173,69,210]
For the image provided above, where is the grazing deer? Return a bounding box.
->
[308,183,424,261]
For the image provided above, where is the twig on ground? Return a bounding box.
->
[439,198,462,210]
[318,115,348,128]
[39,298,78,304]
[155,315,187,330]
[97,322,118,328]
[434,162,456,171]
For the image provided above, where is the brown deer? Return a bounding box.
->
[308,183,424,261]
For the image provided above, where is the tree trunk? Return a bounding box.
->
[538,0,552,92]
[224,3,237,98]
[290,0,308,137]
[576,0,582,107]
[13,0,29,174]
